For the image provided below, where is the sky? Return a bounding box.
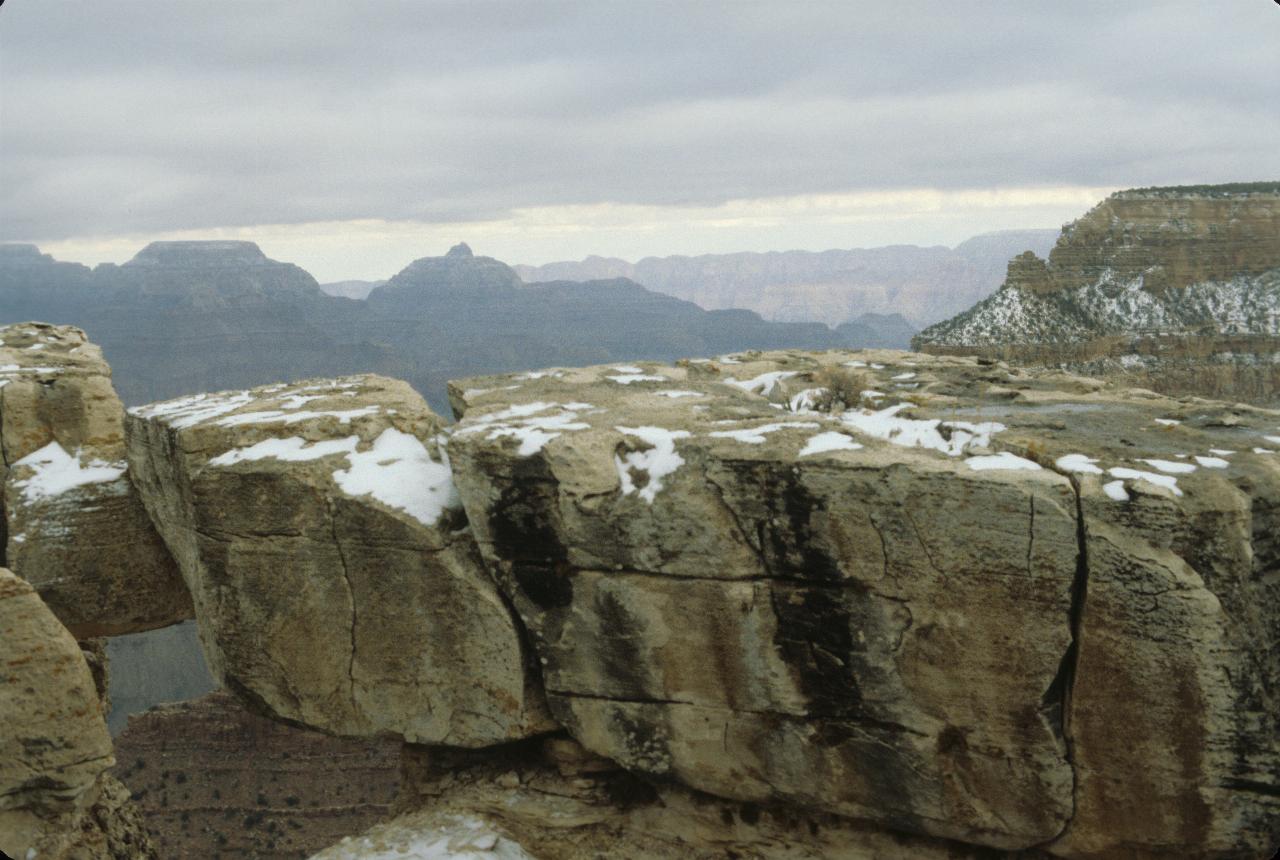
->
[2,1,1277,281]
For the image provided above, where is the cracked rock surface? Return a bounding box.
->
[449,349,1280,857]
[0,566,153,859]
[0,322,188,637]
[124,374,553,745]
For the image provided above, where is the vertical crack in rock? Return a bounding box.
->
[327,499,358,710]
[1026,495,1036,576]
[1036,474,1090,843]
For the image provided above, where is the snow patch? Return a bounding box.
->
[724,370,799,396]
[455,402,594,456]
[209,436,359,467]
[1108,467,1183,496]
[966,452,1042,472]
[1055,453,1103,475]
[799,431,863,457]
[1154,418,1180,426]
[1137,458,1197,475]
[607,373,666,385]
[11,442,126,502]
[838,403,1004,457]
[615,426,691,503]
[1194,456,1229,469]
[708,422,820,445]
[654,389,703,399]
[131,390,255,429]
[333,429,459,526]
[1103,480,1130,501]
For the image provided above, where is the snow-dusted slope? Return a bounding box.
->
[922,270,1280,346]
[916,184,1280,348]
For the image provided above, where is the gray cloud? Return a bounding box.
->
[2,0,1278,241]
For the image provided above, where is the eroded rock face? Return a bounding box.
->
[0,322,189,637]
[448,350,1280,857]
[124,374,552,745]
[0,567,153,859]
[112,691,400,859]
[314,736,996,860]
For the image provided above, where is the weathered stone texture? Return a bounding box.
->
[0,567,153,859]
[124,374,551,745]
[0,322,188,637]
[449,349,1280,857]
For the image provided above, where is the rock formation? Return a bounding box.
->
[446,350,1280,857]
[112,691,400,859]
[0,567,153,859]
[914,184,1280,406]
[125,374,552,745]
[0,322,189,637]
[3,322,1278,858]
[315,736,997,860]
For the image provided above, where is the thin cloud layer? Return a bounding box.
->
[2,1,1277,248]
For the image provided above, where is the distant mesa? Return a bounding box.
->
[125,240,272,267]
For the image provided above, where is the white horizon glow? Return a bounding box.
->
[22,185,1113,283]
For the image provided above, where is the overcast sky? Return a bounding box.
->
[2,1,1277,280]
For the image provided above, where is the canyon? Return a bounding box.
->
[2,323,1278,858]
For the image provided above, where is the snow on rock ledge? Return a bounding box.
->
[125,373,553,745]
[0,322,188,637]
[448,349,1280,857]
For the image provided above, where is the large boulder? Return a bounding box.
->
[0,567,153,859]
[0,322,189,637]
[125,374,552,745]
[447,350,1280,857]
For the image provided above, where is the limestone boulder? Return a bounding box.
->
[0,567,152,859]
[447,350,1280,857]
[125,374,552,745]
[0,322,189,637]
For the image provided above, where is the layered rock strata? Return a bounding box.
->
[112,691,400,859]
[447,350,1280,857]
[0,567,153,859]
[124,374,552,745]
[914,184,1280,407]
[0,322,188,636]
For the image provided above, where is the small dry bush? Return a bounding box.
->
[811,367,871,413]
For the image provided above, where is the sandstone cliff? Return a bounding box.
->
[914,184,1280,406]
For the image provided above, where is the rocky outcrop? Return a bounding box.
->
[314,735,997,860]
[0,322,189,637]
[914,184,1280,406]
[125,374,552,745]
[7,322,1280,858]
[0,567,154,859]
[447,350,1280,857]
[112,691,400,859]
